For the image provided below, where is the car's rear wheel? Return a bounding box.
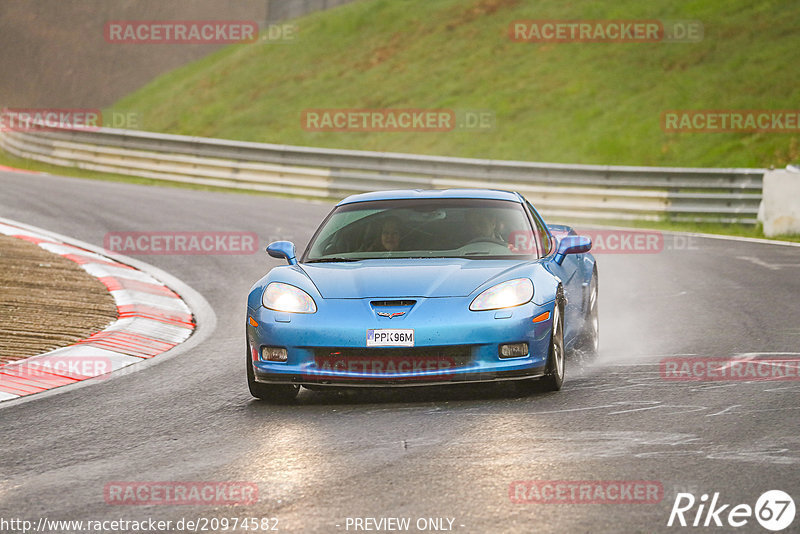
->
[246,340,299,403]
[575,269,599,357]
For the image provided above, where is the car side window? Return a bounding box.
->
[526,201,552,256]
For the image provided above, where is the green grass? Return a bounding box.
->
[109,0,800,168]
[7,0,800,242]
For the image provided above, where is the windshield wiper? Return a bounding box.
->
[304,257,361,263]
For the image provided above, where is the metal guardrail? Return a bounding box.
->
[0,120,765,223]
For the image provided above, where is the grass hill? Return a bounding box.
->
[108,0,799,168]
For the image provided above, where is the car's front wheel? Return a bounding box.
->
[539,298,565,391]
[246,340,299,403]
[515,295,565,395]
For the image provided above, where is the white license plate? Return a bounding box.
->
[366,329,414,347]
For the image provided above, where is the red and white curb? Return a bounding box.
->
[0,165,45,175]
[0,221,195,402]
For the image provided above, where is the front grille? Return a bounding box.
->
[313,346,472,367]
[371,300,417,307]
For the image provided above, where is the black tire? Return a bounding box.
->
[575,269,599,357]
[539,297,565,392]
[515,293,565,395]
[246,340,299,402]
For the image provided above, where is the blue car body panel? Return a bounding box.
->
[247,189,596,387]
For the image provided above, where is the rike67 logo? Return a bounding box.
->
[668,490,795,531]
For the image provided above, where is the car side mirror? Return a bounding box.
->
[554,235,591,265]
[266,241,297,265]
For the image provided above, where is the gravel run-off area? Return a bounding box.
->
[0,234,118,364]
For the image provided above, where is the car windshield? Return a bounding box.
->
[304,198,540,261]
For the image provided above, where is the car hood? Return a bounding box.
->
[299,259,527,299]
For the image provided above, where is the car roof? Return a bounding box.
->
[337,189,523,205]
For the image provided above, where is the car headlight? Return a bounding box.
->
[262,282,317,313]
[469,278,533,311]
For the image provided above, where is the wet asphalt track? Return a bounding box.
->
[1,171,799,533]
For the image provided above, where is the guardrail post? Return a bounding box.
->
[758,166,800,236]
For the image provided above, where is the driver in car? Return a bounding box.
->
[367,217,402,251]
[465,210,504,245]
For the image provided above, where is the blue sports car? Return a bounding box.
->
[246,189,598,401]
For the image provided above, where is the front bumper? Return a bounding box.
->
[247,296,555,387]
